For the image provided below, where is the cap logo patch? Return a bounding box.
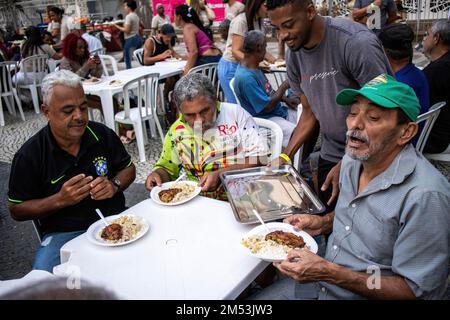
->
[366,74,388,87]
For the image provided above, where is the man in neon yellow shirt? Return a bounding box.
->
[145,73,268,199]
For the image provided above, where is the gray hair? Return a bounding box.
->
[431,19,450,46]
[242,30,266,54]
[0,278,118,300]
[42,70,82,105]
[172,73,216,110]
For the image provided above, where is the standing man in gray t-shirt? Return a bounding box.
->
[267,0,392,212]
[353,0,397,32]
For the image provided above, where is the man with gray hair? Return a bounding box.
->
[145,73,268,200]
[8,70,136,272]
[422,19,450,154]
[233,30,298,147]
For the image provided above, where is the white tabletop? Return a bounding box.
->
[82,61,186,131]
[82,61,186,96]
[54,196,269,300]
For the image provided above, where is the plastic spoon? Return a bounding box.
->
[95,208,109,227]
[252,209,270,234]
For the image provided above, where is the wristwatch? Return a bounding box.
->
[111,177,121,192]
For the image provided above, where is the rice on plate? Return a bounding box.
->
[97,215,146,244]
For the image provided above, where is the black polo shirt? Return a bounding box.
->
[8,121,133,235]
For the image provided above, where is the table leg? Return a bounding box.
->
[99,91,116,133]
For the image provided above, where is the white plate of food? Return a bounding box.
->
[86,214,149,247]
[241,222,318,262]
[150,181,202,206]
[164,57,182,62]
[82,77,103,85]
[108,79,123,86]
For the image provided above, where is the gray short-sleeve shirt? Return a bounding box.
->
[286,17,392,163]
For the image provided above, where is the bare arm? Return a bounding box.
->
[143,38,170,65]
[327,264,417,300]
[9,174,93,221]
[261,79,290,114]
[283,94,319,158]
[231,34,244,61]
[276,248,417,300]
[183,26,199,74]
[115,23,131,35]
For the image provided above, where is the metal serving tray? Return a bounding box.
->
[220,165,325,224]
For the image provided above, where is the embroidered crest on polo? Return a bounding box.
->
[93,156,108,176]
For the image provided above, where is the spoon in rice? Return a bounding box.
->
[95,208,109,227]
[252,209,270,234]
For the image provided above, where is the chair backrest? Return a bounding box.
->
[47,59,61,73]
[122,73,160,121]
[90,47,105,56]
[20,54,49,86]
[272,71,287,91]
[133,48,144,66]
[99,54,119,76]
[415,101,446,153]
[0,61,17,95]
[229,77,242,105]
[188,62,219,90]
[253,117,283,161]
[32,220,43,243]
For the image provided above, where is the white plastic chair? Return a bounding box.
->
[47,59,61,73]
[99,54,119,77]
[114,73,161,162]
[229,77,241,105]
[254,117,283,161]
[415,101,446,153]
[90,47,106,56]
[0,61,25,126]
[425,145,450,162]
[188,62,220,99]
[133,48,144,66]
[272,70,287,91]
[16,54,49,114]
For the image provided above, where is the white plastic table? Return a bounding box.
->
[82,61,186,132]
[53,196,269,300]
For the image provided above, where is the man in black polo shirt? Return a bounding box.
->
[8,70,136,272]
[422,19,450,154]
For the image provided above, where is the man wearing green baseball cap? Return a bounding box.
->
[252,74,450,300]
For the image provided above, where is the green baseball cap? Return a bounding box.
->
[335,74,420,121]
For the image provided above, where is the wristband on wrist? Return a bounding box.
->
[279,153,291,163]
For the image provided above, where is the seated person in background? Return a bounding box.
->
[422,19,450,154]
[145,73,268,200]
[252,75,450,300]
[15,26,61,86]
[59,33,108,113]
[143,24,182,117]
[378,23,430,146]
[42,31,56,46]
[233,30,298,147]
[59,33,103,79]
[143,24,181,65]
[378,23,429,114]
[174,4,222,74]
[8,70,136,272]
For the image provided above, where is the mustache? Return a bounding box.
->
[69,121,86,127]
[346,130,369,143]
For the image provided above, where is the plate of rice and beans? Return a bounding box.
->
[241,222,318,262]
